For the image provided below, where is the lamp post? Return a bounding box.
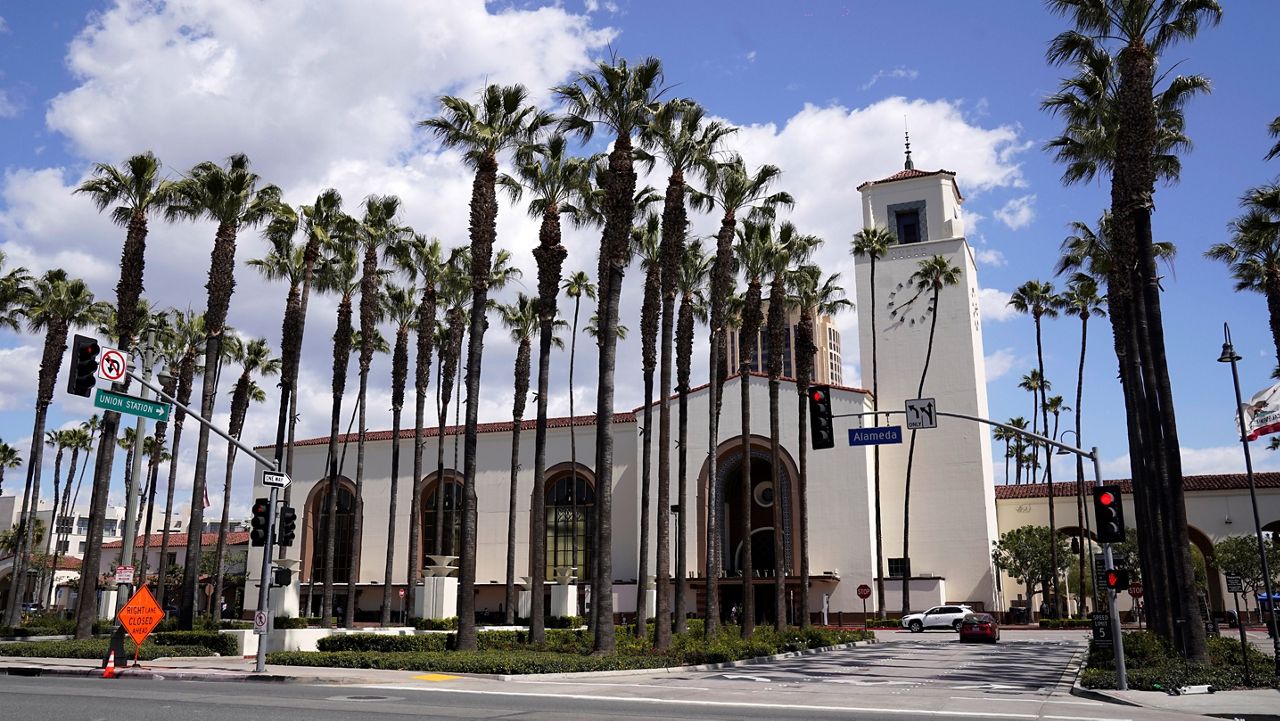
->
[1057,429,1097,615]
[1218,322,1280,674]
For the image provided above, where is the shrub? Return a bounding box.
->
[864,619,902,629]
[150,631,238,656]
[267,649,672,674]
[0,626,38,638]
[1081,631,1278,691]
[317,633,449,653]
[272,616,310,630]
[1039,618,1091,629]
[413,617,458,631]
[0,639,213,660]
[545,616,584,629]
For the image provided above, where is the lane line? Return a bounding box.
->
[948,697,1105,706]
[347,684,1134,720]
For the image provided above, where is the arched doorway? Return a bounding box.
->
[543,463,595,579]
[302,477,357,616]
[420,472,464,559]
[1187,526,1223,614]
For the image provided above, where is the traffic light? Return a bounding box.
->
[1093,485,1126,543]
[1104,568,1129,592]
[66,334,100,397]
[272,566,293,587]
[277,505,297,547]
[250,498,271,547]
[809,384,834,450]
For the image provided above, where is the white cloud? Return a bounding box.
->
[746,50,757,63]
[0,89,17,119]
[0,344,41,411]
[1102,445,1280,479]
[584,0,599,11]
[0,16,8,33]
[994,194,1036,230]
[978,287,1019,322]
[984,348,1019,382]
[861,66,919,91]
[975,248,1006,267]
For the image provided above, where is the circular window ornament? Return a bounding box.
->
[753,481,774,508]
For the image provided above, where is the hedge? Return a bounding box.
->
[0,639,213,660]
[1038,618,1092,629]
[864,619,902,629]
[413,617,458,631]
[267,650,674,674]
[1080,631,1278,690]
[151,631,238,656]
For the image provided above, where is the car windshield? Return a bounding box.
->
[963,614,993,623]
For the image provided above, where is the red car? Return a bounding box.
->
[958,613,1000,642]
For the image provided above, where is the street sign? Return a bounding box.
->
[113,565,134,585]
[97,346,127,383]
[118,585,165,646]
[254,610,269,636]
[905,398,936,430]
[262,470,291,489]
[856,584,872,600]
[1226,575,1244,594]
[1091,611,1113,648]
[1128,582,1143,599]
[94,388,170,422]
[848,426,903,446]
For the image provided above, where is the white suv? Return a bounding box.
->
[901,605,975,632]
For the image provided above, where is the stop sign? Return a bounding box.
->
[857,584,872,600]
[1128,582,1143,598]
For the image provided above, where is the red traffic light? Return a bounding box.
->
[1098,491,1116,506]
[811,389,826,403]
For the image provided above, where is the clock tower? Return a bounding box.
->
[852,141,999,612]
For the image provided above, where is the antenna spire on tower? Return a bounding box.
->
[904,119,914,170]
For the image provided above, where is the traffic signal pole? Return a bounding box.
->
[1092,452,1128,691]
[254,484,279,674]
[116,331,160,616]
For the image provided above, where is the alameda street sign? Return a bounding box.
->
[848,426,903,446]
[93,388,170,422]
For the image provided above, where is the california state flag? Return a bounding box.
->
[1242,381,1280,441]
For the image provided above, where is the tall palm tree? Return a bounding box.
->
[1017,369,1050,480]
[1008,416,1030,485]
[764,225,818,630]
[1009,280,1062,614]
[72,151,178,638]
[423,84,552,650]
[167,153,280,629]
[639,100,735,644]
[46,427,90,600]
[157,309,204,609]
[320,238,360,627]
[631,212,662,638]
[560,269,595,628]
[689,155,792,635]
[211,337,277,616]
[556,56,666,652]
[1046,0,1221,660]
[0,442,21,506]
[1207,181,1280,369]
[0,252,29,332]
[894,255,960,615]
[37,430,70,601]
[1267,115,1280,162]
[432,251,470,563]
[379,282,417,626]
[5,271,107,627]
[505,134,592,642]
[346,195,402,629]
[386,234,444,618]
[850,226,894,616]
[675,241,711,633]
[131,310,178,586]
[1059,275,1106,612]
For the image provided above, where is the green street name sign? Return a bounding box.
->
[94,388,171,422]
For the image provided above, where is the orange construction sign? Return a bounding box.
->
[117,585,165,646]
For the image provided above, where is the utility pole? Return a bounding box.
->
[116,330,161,615]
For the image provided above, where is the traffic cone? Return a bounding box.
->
[103,649,116,679]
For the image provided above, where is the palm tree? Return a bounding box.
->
[505,134,592,642]
[850,226,894,616]
[320,238,360,627]
[376,282,417,626]
[1046,0,1221,661]
[764,225,819,630]
[1017,369,1050,480]
[347,195,402,629]
[432,251,469,564]
[1207,181,1280,369]
[136,429,170,586]
[689,154,792,635]
[0,252,30,332]
[1007,417,1030,485]
[211,337,277,616]
[0,442,21,500]
[1267,115,1280,162]
[639,100,735,644]
[555,56,666,652]
[894,255,960,615]
[167,153,280,629]
[46,427,90,600]
[560,269,595,629]
[5,270,107,627]
[385,234,444,618]
[675,241,711,633]
[631,212,661,638]
[1059,275,1106,613]
[72,151,178,637]
[37,430,70,600]
[423,84,551,650]
[157,309,204,609]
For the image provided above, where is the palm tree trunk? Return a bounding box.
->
[768,373,785,631]
[7,410,45,625]
[704,213,736,638]
[869,257,887,619]
[48,447,81,605]
[567,297,582,636]
[901,287,942,616]
[74,409,123,638]
[1034,317,1060,617]
[674,291,694,635]
[156,353,195,612]
[180,333,224,627]
[505,338,530,625]
[407,286,436,618]
[739,359,754,637]
[320,298,353,628]
[1074,314,1090,616]
[636,352,654,638]
[383,327,411,627]
[213,386,249,622]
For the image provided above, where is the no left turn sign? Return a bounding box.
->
[97,347,127,383]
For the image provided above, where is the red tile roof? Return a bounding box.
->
[855,168,964,200]
[101,531,250,549]
[277,412,638,450]
[994,473,1280,500]
[632,371,871,413]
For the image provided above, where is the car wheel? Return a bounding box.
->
[953,620,963,631]
[909,620,923,633]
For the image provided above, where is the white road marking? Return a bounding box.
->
[948,697,1105,706]
[347,684,1134,720]
[719,673,773,682]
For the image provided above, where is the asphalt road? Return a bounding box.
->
[0,632,1202,720]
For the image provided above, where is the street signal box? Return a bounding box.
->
[277,505,297,547]
[1104,568,1129,592]
[250,498,271,547]
[809,385,835,450]
[67,334,101,397]
[1092,485,1126,544]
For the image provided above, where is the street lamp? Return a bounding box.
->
[1218,322,1280,674]
[1057,429,1096,615]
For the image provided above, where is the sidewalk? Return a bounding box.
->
[1080,686,1280,721]
[0,654,419,685]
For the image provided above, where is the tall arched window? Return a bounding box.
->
[545,472,594,578]
[422,477,464,558]
[309,481,356,583]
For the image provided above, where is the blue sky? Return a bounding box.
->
[0,1,1275,521]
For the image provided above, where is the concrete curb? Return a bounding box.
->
[1066,657,1143,708]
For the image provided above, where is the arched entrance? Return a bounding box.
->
[420,471,464,559]
[301,477,358,617]
[1187,526,1223,614]
[543,463,595,579]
